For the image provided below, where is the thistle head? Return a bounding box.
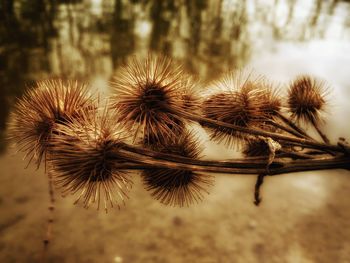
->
[49,108,132,212]
[8,80,96,168]
[202,71,267,147]
[141,132,214,207]
[110,55,193,144]
[287,75,328,124]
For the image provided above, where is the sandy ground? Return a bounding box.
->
[0,145,349,263]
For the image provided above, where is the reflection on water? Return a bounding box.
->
[1,2,350,263]
[0,0,349,153]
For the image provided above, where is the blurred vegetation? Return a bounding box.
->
[0,0,349,153]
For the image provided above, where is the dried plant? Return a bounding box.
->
[8,80,97,259]
[288,75,327,124]
[49,108,132,211]
[141,132,214,207]
[8,79,95,168]
[179,76,202,113]
[202,71,268,146]
[8,60,350,263]
[8,67,350,214]
[243,138,271,157]
[259,81,282,117]
[287,75,330,143]
[110,55,192,144]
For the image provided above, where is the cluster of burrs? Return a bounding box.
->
[8,55,350,211]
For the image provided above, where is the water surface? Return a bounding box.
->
[0,1,350,262]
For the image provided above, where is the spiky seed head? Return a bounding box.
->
[110,55,193,145]
[141,117,185,147]
[202,71,267,147]
[141,132,214,207]
[243,138,271,157]
[140,76,200,147]
[8,80,96,168]
[49,108,132,212]
[288,75,328,124]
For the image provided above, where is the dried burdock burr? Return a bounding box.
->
[140,77,199,147]
[236,80,307,139]
[110,55,194,144]
[8,79,96,168]
[255,81,309,138]
[202,71,267,147]
[141,116,186,147]
[288,75,327,123]
[109,58,342,152]
[288,75,330,143]
[8,68,350,263]
[141,132,214,207]
[49,108,132,212]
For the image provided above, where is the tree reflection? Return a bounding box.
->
[0,0,57,153]
[149,0,177,53]
[111,0,135,67]
[0,0,349,154]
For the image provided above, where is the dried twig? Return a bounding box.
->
[41,171,55,263]
[254,174,265,206]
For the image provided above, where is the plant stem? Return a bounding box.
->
[311,118,330,144]
[169,105,349,154]
[266,119,306,138]
[114,149,267,174]
[277,149,315,159]
[254,174,265,206]
[268,155,350,175]
[276,112,312,140]
[119,142,283,168]
[111,146,350,176]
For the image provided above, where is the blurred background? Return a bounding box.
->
[0,0,350,262]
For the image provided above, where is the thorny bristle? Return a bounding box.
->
[49,108,132,212]
[141,76,199,147]
[141,117,185,147]
[8,79,96,168]
[288,75,328,124]
[110,55,194,145]
[180,76,201,112]
[141,132,214,207]
[202,71,267,147]
[259,82,282,117]
[243,138,271,157]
